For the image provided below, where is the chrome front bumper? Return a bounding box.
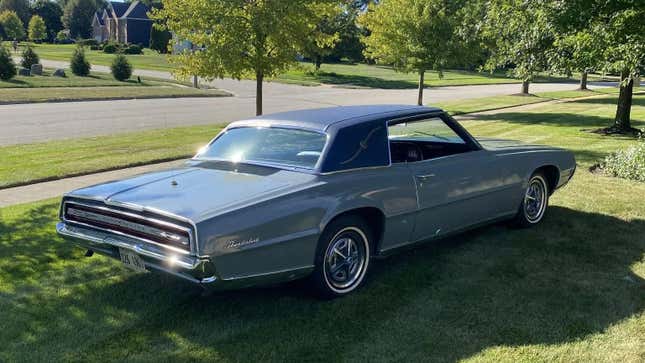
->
[56,222,218,284]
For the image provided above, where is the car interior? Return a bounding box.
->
[389,140,473,163]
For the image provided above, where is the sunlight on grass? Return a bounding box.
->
[0,94,643,362]
[0,125,224,188]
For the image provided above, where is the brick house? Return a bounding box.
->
[92,1,153,47]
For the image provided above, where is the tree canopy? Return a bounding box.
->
[153,0,340,115]
[0,0,29,25]
[482,0,555,94]
[63,0,99,39]
[0,10,25,40]
[32,0,63,42]
[28,15,47,42]
[359,0,466,105]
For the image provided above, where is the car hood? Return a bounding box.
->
[66,160,322,223]
[477,138,561,152]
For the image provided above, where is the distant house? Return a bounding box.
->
[92,1,153,47]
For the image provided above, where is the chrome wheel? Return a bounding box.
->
[323,227,369,292]
[524,175,547,223]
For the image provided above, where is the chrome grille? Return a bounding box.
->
[63,202,192,252]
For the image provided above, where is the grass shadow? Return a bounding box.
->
[2,203,643,361]
[310,71,418,89]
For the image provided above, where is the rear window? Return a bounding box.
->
[196,127,327,169]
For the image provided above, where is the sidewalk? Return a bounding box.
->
[0,160,184,207]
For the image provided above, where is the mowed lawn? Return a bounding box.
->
[1,95,644,361]
[279,62,580,88]
[21,43,588,88]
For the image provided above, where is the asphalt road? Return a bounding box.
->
[0,59,616,146]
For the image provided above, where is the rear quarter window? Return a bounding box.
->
[321,120,389,173]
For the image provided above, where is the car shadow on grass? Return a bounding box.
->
[1,202,643,362]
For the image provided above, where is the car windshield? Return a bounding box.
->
[196,127,327,169]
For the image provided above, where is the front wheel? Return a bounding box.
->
[309,216,371,299]
[513,172,549,227]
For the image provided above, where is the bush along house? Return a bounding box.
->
[92,1,153,47]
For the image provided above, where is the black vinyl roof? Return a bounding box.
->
[229,105,443,132]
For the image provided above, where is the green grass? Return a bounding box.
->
[17,43,590,89]
[277,62,581,89]
[26,43,174,71]
[436,87,644,115]
[0,86,229,104]
[0,67,230,103]
[1,125,644,361]
[0,125,224,188]
[1,95,644,362]
[0,68,149,88]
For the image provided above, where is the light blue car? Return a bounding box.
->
[57,105,576,298]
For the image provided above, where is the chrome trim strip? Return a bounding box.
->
[221,265,315,281]
[62,196,203,256]
[57,222,201,269]
[62,201,194,255]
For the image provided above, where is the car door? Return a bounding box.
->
[388,114,515,242]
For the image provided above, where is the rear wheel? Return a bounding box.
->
[513,172,549,227]
[309,216,371,299]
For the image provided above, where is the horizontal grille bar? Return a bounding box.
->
[64,202,191,251]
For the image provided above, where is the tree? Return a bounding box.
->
[111,54,132,81]
[0,44,16,80]
[0,10,24,40]
[359,0,462,105]
[300,13,341,70]
[32,0,63,42]
[70,46,90,76]
[28,15,47,42]
[0,0,29,25]
[549,29,603,90]
[597,5,644,133]
[20,44,39,68]
[63,0,98,39]
[152,0,339,115]
[482,0,555,95]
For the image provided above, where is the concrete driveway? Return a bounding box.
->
[0,58,616,146]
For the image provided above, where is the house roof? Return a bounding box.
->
[94,11,104,25]
[123,1,150,18]
[109,1,131,18]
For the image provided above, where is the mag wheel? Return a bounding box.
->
[514,172,549,227]
[310,216,371,299]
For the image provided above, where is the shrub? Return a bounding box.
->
[0,45,17,80]
[70,46,91,76]
[123,44,142,55]
[601,140,645,182]
[56,30,67,42]
[111,54,132,81]
[77,38,99,47]
[21,46,40,69]
[102,42,118,54]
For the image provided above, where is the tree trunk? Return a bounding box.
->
[613,71,633,132]
[315,55,322,71]
[417,71,425,106]
[256,71,264,116]
[579,70,588,90]
[521,79,530,95]
[193,75,198,89]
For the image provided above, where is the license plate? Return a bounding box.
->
[119,248,147,272]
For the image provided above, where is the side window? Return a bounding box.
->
[388,117,466,144]
[388,116,472,163]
